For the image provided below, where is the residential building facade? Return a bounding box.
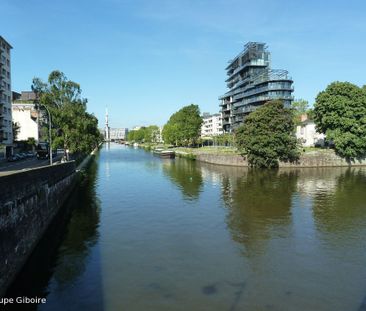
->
[296,114,325,147]
[12,91,40,142]
[201,112,223,137]
[110,128,129,141]
[219,42,294,132]
[0,36,13,157]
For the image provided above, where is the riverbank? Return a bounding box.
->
[128,142,366,167]
[0,145,100,297]
[178,148,366,167]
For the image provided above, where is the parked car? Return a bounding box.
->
[7,155,18,162]
[14,154,23,160]
[26,151,35,158]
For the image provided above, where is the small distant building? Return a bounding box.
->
[12,91,42,142]
[104,108,110,141]
[296,114,325,147]
[12,103,40,142]
[110,128,128,141]
[201,112,223,137]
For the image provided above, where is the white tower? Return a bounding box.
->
[105,107,110,141]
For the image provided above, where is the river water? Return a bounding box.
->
[6,143,366,311]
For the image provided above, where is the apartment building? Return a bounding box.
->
[0,36,13,157]
[110,128,129,141]
[12,91,40,142]
[201,112,223,137]
[296,114,325,147]
[219,42,294,132]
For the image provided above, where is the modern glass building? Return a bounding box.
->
[219,42,294,132]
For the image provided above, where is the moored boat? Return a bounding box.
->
[153,149,175,159]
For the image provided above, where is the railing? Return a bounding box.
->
[225,59,267,82]
[233,84,294,101]
[233,95,293,107]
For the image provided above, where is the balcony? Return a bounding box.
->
[235,105,256,114]
[225,59,268,82]
[233,84,294,101]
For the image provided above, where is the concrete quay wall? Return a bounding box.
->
[195,150,366,167]
[0,162,77,297]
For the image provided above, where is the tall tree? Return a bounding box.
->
[313,81,366,159]
[12,122,20,141]
[32,70,101,155]
[162,104,202,146]
[292,99,309,125]
[235,100,299,168]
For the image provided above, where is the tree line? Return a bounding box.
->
[32,70,102,156]
[153,81,366,169]
[127,125,160,143]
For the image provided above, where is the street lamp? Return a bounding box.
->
[35,103,53,165]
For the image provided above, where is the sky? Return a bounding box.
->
[1,0,366,128]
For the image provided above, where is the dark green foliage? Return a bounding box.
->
[162,160,203,200]
[215,133,235,146]
[292,99,309,125]
[162,104,202,146]
[32,70,101,155]
[127,125,160,143]
[313,82,366,159]
[12,122,20,141]
[235,100,299,168]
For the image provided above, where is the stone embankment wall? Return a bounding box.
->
[0,162,77,297]
[195,150,366,167]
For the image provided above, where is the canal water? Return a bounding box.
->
[6,143,366,311]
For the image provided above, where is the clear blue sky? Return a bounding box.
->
[1,0,366,128]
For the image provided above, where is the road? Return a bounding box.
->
[0,155,63,176]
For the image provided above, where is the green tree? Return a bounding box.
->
[162,104,202,146]
[292,99,309,125]
[313,81,366,159]
[127,130,136,142]
[133,127,146,142]
[12,122,20,141]
[144,125,160,143]
[32,70,101,155]
[27,137,36,150]
[235,100,299,168]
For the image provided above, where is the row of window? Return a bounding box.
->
[1,68,11,79]
[2,106,11,114]
[1,42,10,53]
[1,81,10,91]
[1,55,10,67]
[1,93,11,103]
[1,119,12,127]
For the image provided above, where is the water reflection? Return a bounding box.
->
[312,168,366,234]
[5,157,102,311]
[162,159,203,200]
[6,145,366,311]
[221,169,298,256]
[51,166,101,287]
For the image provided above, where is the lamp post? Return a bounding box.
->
[36,103,53,165]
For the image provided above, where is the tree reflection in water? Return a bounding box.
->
[162,159,203,201]
[221,169,298,256]
[312,168,366,235]
[5,158,102,310]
